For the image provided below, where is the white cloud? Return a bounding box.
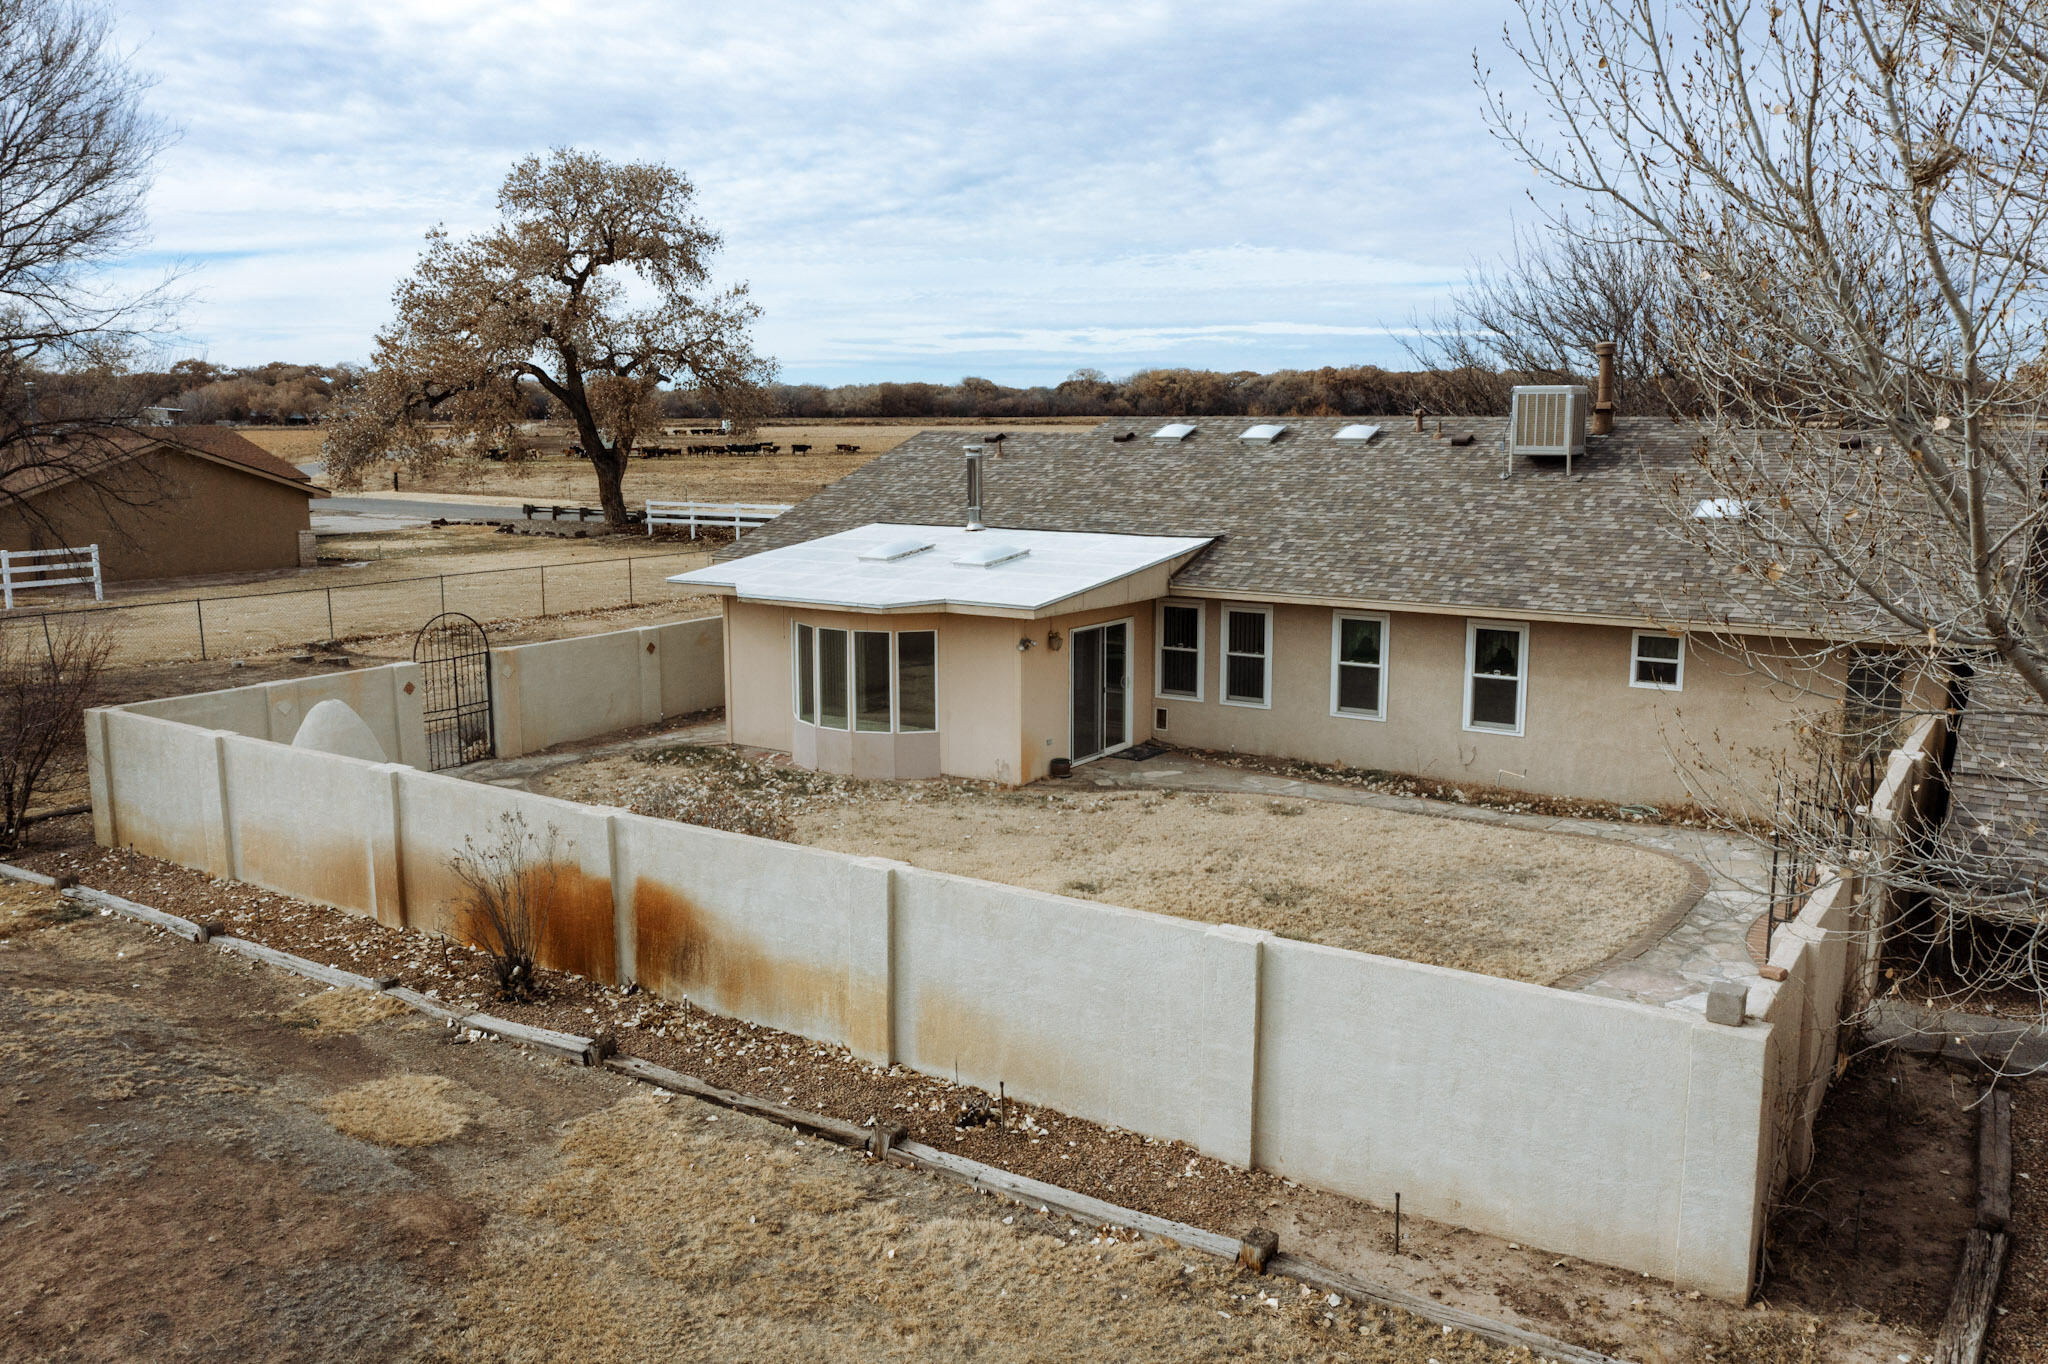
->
[108,0,1534,380]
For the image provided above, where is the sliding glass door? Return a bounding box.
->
[1070,620,1130,763]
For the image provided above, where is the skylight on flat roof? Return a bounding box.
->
[1152,423,1196,441]
[1239,423,1287,442]
[954,542,1030,568]
[858,537,935,563]
[1335,424,1382,442]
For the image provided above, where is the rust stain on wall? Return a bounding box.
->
[909,988,1069,1109]
[534,863,618,985]
[233,823,374,917]
[633,877,865,1045]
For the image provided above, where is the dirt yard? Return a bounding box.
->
[8,826,2005,1362]
[538,745,1691,985]
[0,884,1541,1363]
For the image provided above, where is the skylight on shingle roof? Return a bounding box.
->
[1335,424,1382,442]
[1151,423,1196,441]
[1239,423,1287,442]
[1692,498,1751,520]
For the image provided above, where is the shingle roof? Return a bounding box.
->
[722,417,1836,632]
[1947,666,2048,872]
[0,426,316,500]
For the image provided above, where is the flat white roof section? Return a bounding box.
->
[1240,423,1287,442]
[1335,424,1382,442]
[1151,422,1196,440]
[668,523,1213,615]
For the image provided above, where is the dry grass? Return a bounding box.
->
[545,748,1688,984]
[233,427,326,462]
[419,1093,1524,1364]
[315,1073,470,1147]
[288,987,409,1035]
[0,881,65,938]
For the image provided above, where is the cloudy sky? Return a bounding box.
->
[108,0,1542,385]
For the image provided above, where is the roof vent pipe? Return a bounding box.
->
[1590,340,1617,436]
[964,446,984,532]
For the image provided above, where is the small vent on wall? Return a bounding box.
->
[1155,707,1168,732]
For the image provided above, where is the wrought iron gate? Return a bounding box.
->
[413,613,493,770]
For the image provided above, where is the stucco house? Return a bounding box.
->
[0,426,320,583]
[670,394,1906,806]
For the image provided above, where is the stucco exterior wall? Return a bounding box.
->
[725,598,1159,785]
[0,448,314,582]
[1154,601,1826,806]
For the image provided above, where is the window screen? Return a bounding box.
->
[1633,633,1682,688]
[794,623,816,724]
[1225,609,1268,704]
[1334,616,1384,715]
[897,631,936,732]
[1159,604,1200,697]
[817,628,849,729]
[1468,626,1523,731]
[854,631,893,732]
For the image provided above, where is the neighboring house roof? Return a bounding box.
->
[672,523,1212,616]
[717,417,1846,634]
[1946,665,2048,874]
[0,426,319,501]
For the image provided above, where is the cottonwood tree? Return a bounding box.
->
[1484,0,2048,1028]
[327,150,775,525]
[0,0,183,542]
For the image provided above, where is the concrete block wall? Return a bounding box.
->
[490,616,722,758]
[85,619,1825,1300]
[122,663,429,768]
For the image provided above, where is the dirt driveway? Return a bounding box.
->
[0,888,1535,1363]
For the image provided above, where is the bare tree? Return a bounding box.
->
[1403,221,1696,416]
[326,149,776,526]
[448,809,561,1003]
[0,0,184,545]
[1484,0,2048,1033]
[0,614,112,855]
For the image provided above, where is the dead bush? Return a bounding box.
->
[0,616,112,855]
[639,785,794,842]
[449,809,561,1003]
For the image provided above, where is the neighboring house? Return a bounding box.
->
[1943,665,2048,887]
[0,426,321,584]
[671,401,1911,805]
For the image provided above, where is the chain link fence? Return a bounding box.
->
[0,549,710,666]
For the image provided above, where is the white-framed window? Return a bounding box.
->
[1630,630,1684,691]
[794,622,937,733]
[1464,620,1527,735]
[1222,606,1272,707]
[1155,600,1204,701]
[1329,612,1388,719]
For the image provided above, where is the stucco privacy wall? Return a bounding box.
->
[117,663,429,769]
[85,629,1814,1299]
[491,616,723,758]
[1744,712,1947,1213]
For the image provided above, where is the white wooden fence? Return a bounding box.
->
[1,543,101,609]
[644,500,791,538]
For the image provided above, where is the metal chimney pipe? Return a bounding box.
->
[1590,340,1617,436]
[964,446,984,531]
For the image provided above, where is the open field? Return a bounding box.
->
[242,418,1100,507]
[0,526,718,667]
[538,745,1691,985]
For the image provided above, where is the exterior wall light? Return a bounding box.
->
[1017,637,1036,651]
[1047,630,1063,652]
